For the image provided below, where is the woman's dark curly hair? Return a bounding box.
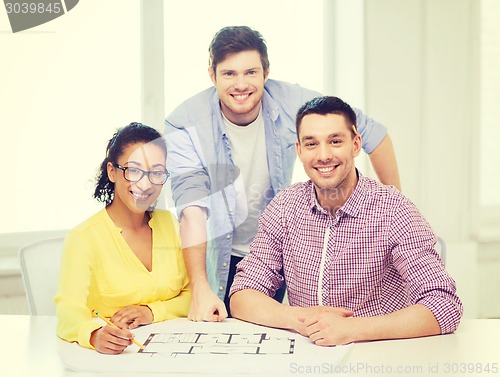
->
[93,122,167,206]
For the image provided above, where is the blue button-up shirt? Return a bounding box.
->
[164,79,387,298]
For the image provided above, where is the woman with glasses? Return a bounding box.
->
[55,122,190,354]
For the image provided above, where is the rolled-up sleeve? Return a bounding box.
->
[416,287,463,334]
[353,107,387,154]
[164,123,210,218]
[391,198,463,334]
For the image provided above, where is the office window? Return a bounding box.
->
[0,1,141,233]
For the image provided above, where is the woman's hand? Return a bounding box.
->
[111,305,154,329]
[89,325,133,354]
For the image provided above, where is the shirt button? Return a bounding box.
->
[219,286,224,291]
[226,234,231,239]
[222,262,228,267]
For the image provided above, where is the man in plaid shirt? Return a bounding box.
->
[229,96,463,346]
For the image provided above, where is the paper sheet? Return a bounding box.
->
[58,318,352,374]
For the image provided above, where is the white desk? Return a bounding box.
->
[0,316,499,377]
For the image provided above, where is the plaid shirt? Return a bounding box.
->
[230,172,463,334]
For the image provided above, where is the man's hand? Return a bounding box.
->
[188,285,228,322]
[89,325,133,354]
[179,206,226,321]
[297,306,355,346]
[111,305,154,329]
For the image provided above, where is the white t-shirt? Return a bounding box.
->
[223,110,273,257]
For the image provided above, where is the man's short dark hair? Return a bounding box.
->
[209,26,270,76]
[296,96,357,140]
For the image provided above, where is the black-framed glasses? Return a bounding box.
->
[113,163,169,185]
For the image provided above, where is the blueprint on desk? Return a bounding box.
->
[58,318,352,374]
[139,331,295,356]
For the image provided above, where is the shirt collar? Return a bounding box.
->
[261,84,280,122]
[308,169,370,218]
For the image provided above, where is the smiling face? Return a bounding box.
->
[296,113,362,210]
[107,142,167,214]
[209,50,269,126]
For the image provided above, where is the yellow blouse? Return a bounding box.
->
[55,209,190,349]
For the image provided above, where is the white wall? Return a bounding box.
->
[364,0,477,240]
[363,0,483,318]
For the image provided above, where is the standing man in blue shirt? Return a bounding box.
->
[164,26,401,322]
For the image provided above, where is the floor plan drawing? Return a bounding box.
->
[138,332,295,357]
[58,318,353,374]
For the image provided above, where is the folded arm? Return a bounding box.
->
[302,304,439,346]
[231,289,440,346]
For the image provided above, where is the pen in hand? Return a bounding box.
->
[92,310,145,349]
